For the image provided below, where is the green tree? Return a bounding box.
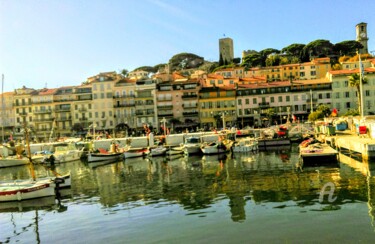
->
[348,73,368,115]
[241,53,263,68]
[301,39,334,62]
[120,69,128,77]
[265,54,281,67]
[281,43,305,56]
[334,41,363,56]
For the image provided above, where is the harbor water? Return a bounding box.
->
[1,144,375,243]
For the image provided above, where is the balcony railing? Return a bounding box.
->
[114,103,135,108]
[55,107,71,112]
[33,109,53,114]
[181,94,197,99]
[158,112,173,117]
[182,104,197,108]
[157,97,172,101]
[182,111,199,116]
[258,102,270,108]
[157,105,173,110]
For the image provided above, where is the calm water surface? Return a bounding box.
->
[1,144,375,243]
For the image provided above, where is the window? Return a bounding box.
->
[278,96,282,102]
[286,96,290,102]
[346,102,351,108]
[335,93,340,99]
[245,99,249,105]
[366,90,370,96]
[252,98,257,104]
[310,71,316,76]
[270,97,274,103]
[344,81,348,87]
[238,99,242,105]
[345,92,350,98]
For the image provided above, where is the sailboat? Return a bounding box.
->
[0,123,57,202]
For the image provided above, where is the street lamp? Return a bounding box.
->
[160,117,167,136]
[90,123,97,140]
[221,112,226,129]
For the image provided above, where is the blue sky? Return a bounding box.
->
[1,0,374,92]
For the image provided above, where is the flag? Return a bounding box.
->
[331,108,337,117]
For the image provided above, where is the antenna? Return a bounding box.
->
[371,50,375,56]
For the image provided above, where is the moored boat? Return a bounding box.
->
[182,136,202,155]
[0,180,56,202]
[148,145,167,157]
[87,148,123,162]
[123,147,149,159]
[232,137,258,152]
[200,139,233,155]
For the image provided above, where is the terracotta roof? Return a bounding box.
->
[329,67,375,76]
[38,88,58,95]
[238,80,291,89]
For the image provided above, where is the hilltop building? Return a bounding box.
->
[219,37,234,64]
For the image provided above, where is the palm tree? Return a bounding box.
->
[348,73,367,115]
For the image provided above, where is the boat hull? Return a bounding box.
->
[87,152,123,162]
[123,148,149,159]
[0,180,56,202]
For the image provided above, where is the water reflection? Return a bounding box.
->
[1,145,375,225]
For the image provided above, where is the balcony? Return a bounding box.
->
[18,112,28,116]
[56,117,72,122]
[113,94,135,99]
[33,109,53,114]
[157,97,172,101]
[158,112,173,117]
[182,104,197,108]
[79,118,88,121]
[78,108,87,112]
[181,94,197,99]
[157,105,173,110]
[33,118,55,122]
[258,102,270,108]
[183,111,199,116]
[114,103,135,108]
[55,107,71,112]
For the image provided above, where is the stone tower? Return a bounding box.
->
[356,22,369,54]
[219,37,234,64]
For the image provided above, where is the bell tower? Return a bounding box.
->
[356,22,369,54]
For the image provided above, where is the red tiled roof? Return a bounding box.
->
[329,67,375,76]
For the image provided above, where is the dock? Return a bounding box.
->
[317,130,375,161]
[299,144,339,166]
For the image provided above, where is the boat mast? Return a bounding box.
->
[1,74,4,143]
[24,122,36,181]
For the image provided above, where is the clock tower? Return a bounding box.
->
[356,22,369,54]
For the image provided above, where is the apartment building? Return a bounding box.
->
[0,91,15,140]
[329,67,375,116]
[113,78,136,130]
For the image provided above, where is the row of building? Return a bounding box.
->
[1,56,375,141]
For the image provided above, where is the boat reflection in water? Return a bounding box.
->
[2,144,375,242]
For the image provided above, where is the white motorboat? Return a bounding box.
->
[41,142,84,164]
[232,138,258,152]
[182,136,202,155]
[148,146,167,157]
[200,139,233,155]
